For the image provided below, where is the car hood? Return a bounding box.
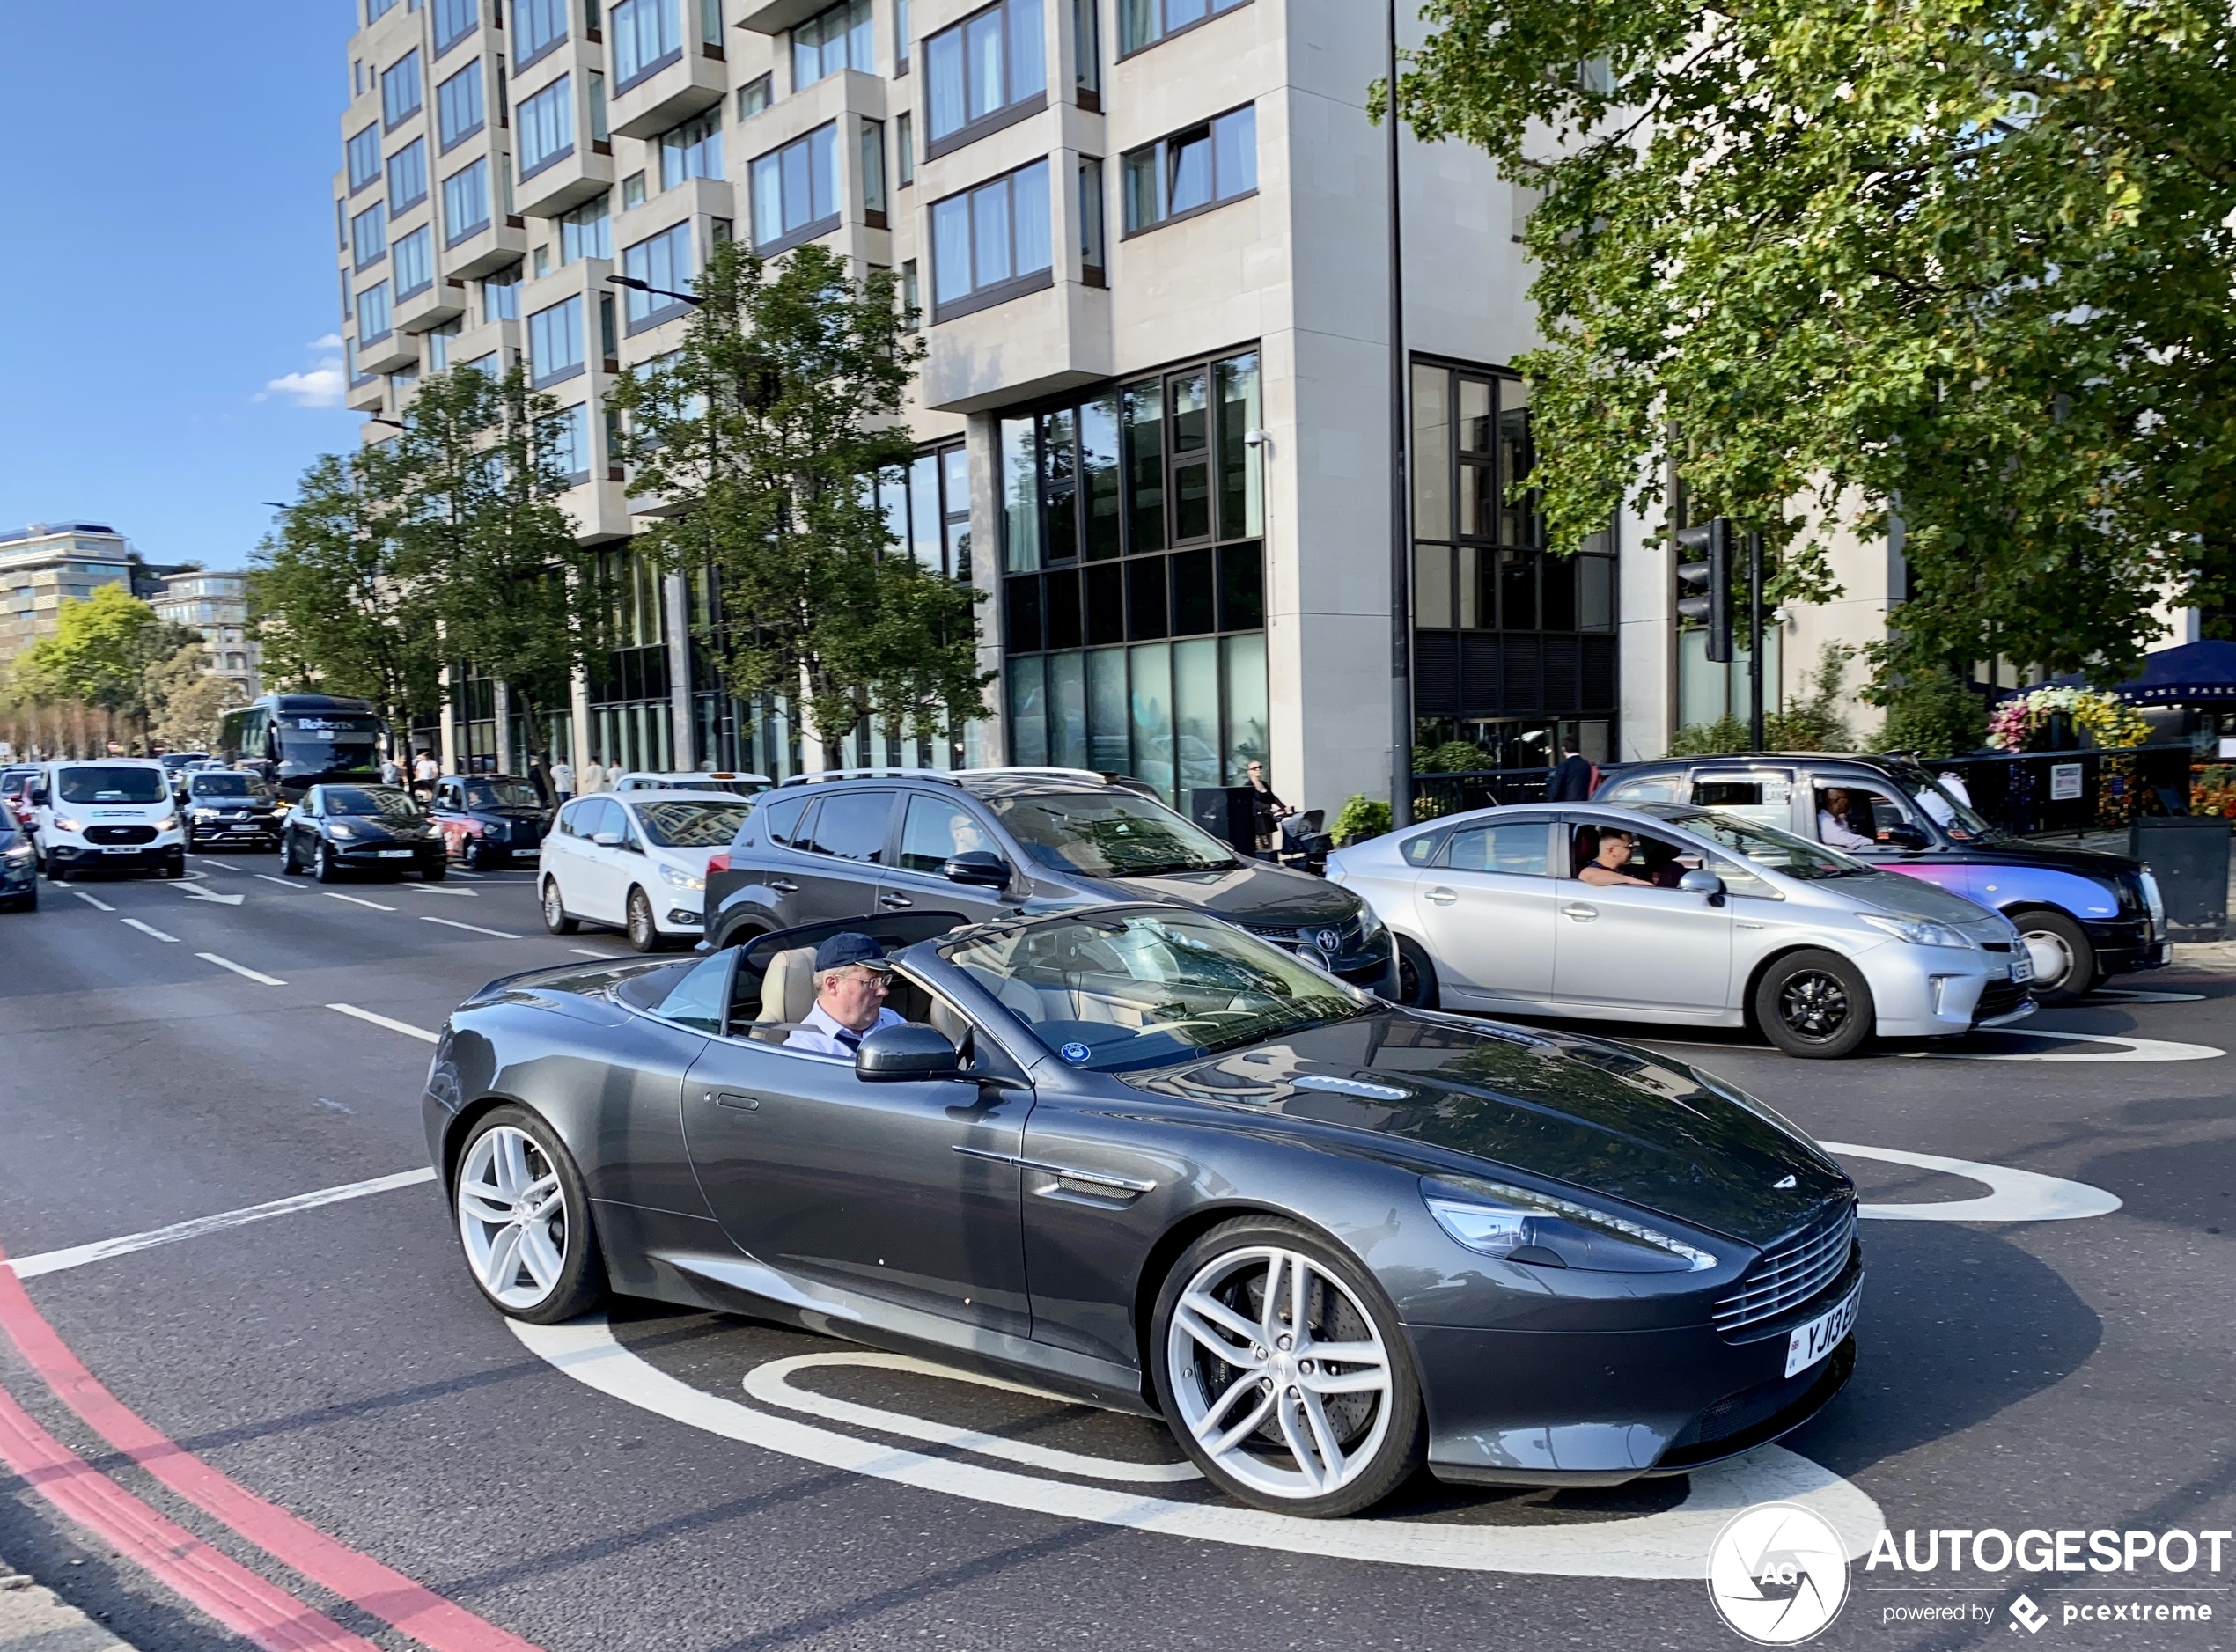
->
[1839,869,2002,929]
[1057,858,1360,927]
[1132,1012,1850,1246]
[1925,841,2137,878]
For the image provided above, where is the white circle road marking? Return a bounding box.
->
[2086,988,2207,1004]
[1822,1142,2122,1222]
[511,1316,1885,1579]
[1904,1028,2223,1062]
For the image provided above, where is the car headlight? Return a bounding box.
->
[192,807,220,820]
[659,863,705,892]
[53,816,84,833]
[4,844,31,863]
[1422,1174,1718,1274]
[2138,869,2166,927]
[329,822,357,840]
[1356,904,1387,944]
[1859,913,1973,948]
[154,815,180,833]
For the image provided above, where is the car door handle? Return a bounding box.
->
[878,892,913,908]
[766,877,798,892]
[1562,903,1600,922]
[705,1090,761,1112]
[1737,920,1764,929]
[1423,885,1457,906]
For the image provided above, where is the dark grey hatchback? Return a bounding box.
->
[703,767,1394,991]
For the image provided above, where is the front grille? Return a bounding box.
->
[1714,1205,1856,1337]
[1246,914,1365,953]
[86,825,157,845]
[1982,941,2012,953]
[1976,979,2030,1019]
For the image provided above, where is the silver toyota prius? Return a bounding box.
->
[1328,803,2035,1057]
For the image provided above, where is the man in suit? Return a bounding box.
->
[1546,737,1597,802]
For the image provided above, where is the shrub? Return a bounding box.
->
[1333,793,1393,846]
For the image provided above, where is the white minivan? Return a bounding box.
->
[29,759,187,881]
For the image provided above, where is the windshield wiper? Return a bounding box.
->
[1110,859,1237,877]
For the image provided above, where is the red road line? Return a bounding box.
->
[0,1381,379,1652]
[0,1244,542,1652]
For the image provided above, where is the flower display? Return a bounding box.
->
[1985,686,2151,753]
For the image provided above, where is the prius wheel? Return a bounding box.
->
[453,1107,603,1323]
[625,887,660,952]
[541,878,578,935]
[1755,949,1874,1059]
[1394,938,1438,1010]
[1152,1217,1423,1517]
[2012,908,2093,1005]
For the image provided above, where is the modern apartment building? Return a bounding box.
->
[0,524,182,672]
[342,0,1820,800]
[151,572,262,701]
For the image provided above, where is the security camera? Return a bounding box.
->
[1243,428,1272,449]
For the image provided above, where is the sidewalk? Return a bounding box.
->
[0,1559,134,1652]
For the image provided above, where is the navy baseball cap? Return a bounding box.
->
[813,932,892,972]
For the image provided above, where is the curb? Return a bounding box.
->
[0,1558,136,1651]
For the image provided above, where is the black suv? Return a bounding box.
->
[703,767,1394,991]
[181,770,282,849]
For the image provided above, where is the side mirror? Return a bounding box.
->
[855,1023,963,1083]
[1878,824,1928,851]
[1678,868,1726,905]
[29,789,48,808]
[593,831,623,848]
[943,849,1011,888]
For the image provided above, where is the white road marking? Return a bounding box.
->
[178,886,246,906]
[2086,988,2208,1004]
[326,1003,440,1042]
[746,1352,1201,1482]
[254,875,301,889]
[5,1169,436,1280]
[68,890,115,911]
[120,918,179,943]
[401,884,475,898]
[323,892,397,911]
[515,1318,1884,1577]
[196,953,287,987]
[1906,1028,2222,1062]
[450,869,484,879]
[569,948,626,960]
[1824,1142,2122,1222]
[419,915,520,940]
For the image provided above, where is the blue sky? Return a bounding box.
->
[0,4,360,573]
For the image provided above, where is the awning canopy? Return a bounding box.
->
[2113,640,2236,706]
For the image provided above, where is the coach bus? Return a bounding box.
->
[217,694,386,797]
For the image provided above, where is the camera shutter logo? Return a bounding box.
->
[1706,1501,1851,1644]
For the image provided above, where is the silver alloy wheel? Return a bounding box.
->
[2021,927,2074,989]
[1778,969,1851,1039]
[543,880,569,930]
[456,1126,570,1311]
[1166,1245,1394,1501]
[627,889,656,951]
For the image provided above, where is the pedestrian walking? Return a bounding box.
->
[1242,759,1291,855]
[579,756,607,795]
[379,755,402,787]
[1545,737,1598,802]
[550,757,575,805]
[526,753,553,806]
[412,749,441,803]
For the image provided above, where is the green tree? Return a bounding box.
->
[144,642,247,752]
[1879,665,1990,758]
[1393,0,2236,695]
[610,239,987,754]
[251,445,441,753]
[15,585,199,747]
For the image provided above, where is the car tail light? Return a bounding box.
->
[708,853,730,874]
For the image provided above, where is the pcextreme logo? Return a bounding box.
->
[1708,1502,1852,1644]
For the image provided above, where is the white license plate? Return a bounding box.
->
[378,848,414,859]
[2009,951,2033,982]
[1785,1282,1861,1378]
[103,846,141,855]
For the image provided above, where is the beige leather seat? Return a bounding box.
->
[749,946,820,1043]
[928,997,971,1045]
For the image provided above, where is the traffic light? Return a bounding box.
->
[1675,518,1733,663]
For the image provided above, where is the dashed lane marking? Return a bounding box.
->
[68,889,115,911]
[197,953,287,987]
[326,1004,440,1042]
[401,884,476,898]
[569,948,627,959]
[120,918,179,943]
[323,892,397,911]
[1825,1142,2122,1222]
[419,915,521,940]
[254,874,301,889]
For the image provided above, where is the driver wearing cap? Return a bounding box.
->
[786,932,908,1057]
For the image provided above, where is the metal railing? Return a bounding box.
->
[1411,767,1555,819]
[1906,745,2196,838]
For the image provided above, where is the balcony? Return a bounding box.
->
[515,138,616,218]
[347,372,386,414]
[357,326,420,377]
[396,276,468,334]
[922,278,1113,413]
[442,209,529,280]
[608,40,726,140]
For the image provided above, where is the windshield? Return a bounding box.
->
[1637,805,1878,881]
[188,774,269,800]
[325,785,422,820]
[57,767,167,805]
[943,911,1369,1073]
[983,792,1237,877]
[463,780,543,810]
[277,714,381,771]
[633,799,752,848]
[1887,769,1996,841]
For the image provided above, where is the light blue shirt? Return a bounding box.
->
[784,1001,905,1058]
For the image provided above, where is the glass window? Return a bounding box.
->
[898,794,989,872]
[559,192,611,261]
[1122,105,1254,233]
[387,137,428,213]
[894,110,916,188]
[659,106,724,189]
[1120,0,1247,55]
[1445,820,1555,877]
[517,75,575,176]
[351,202,388,268]
[368,0,399,19]
[1078,155,1106,273]
[381,50,423,128]
[622,221,693,325]
[929,158,1050,313]
[860,117,886,217]
[737,73,773,119]
[434,0,480,54]
[515,0,568,64]
[896,0,912,68]
[482,264,521,320]
[348,123,383,193]
[550,403,591,481]
[798,789,893,861]
[529,294,585,383]
[357,279,393,341]
[614,0,683,84]
[438,61,485,151]
[634,798,752,847]
[925,0,1045,147]
[443,158,491,241]
[791,0,872,86]
[750,123,838,250]
[394,225,434,297]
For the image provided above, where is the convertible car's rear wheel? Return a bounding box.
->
[1152,1217,1423,1517]
[453,1107,603,1323]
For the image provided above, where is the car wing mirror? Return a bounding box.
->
[1678,868,1726,906]
[855,1023,964,1082]
[592,831,623,848]
[29,789,47,807]
[943,850,1011,887]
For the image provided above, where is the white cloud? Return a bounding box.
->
[260,365,348,407]
[308,333,344,349]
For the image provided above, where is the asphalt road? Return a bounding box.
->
[0,850,2231,1651]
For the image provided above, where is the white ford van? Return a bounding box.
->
[29,759,186,881]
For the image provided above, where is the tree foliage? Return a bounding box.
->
[144,642,246,752]
[611,239,988,753]
[14,584,201,738]
[1394,0,2236,694]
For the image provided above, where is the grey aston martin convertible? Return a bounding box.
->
[424,906,1861,1517]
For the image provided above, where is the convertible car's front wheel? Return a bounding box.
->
[1152,1217,1423,1517]
[452,1106,604,1323]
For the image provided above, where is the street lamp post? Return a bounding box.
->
[606,274,702,309]
[1386,0,1414,828]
